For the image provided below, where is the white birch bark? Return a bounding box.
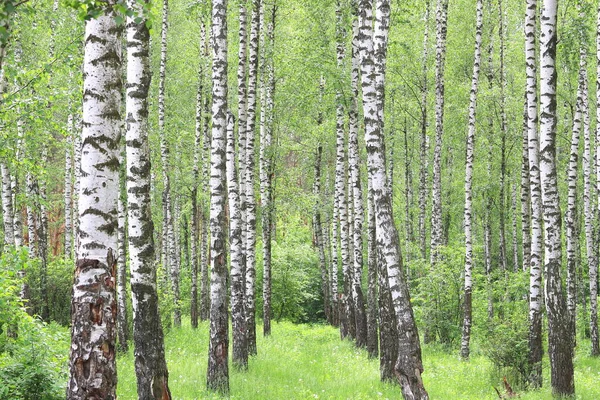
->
[125,3,172,395]
[67,10,121,398]
[260,3,276,337]
[245,0,261,356]
[207,0,230,393]
[349,3,367,347]
[335,0,352,340]
[460,0,483,361]
[430,0,448,265]
[1,161,14,248]
[525,0,543,387]
[359,0,428,397]
[593,0,600,358]
[583,43,599,355]
[116,145,128,354]
[539,0,574,393]
[565,46,585,346]
[227,112,249,370]
[418,0,431,261]
[65,114,74,258]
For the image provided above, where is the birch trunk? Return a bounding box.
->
[1,161,14,248]
[157,0,180,328]
[65,115,74,258]
[566,46,586,347]
[460,0,483,361]
[125,3,172,396]
[521,97,531,272]
[227,112,249,370]
[593,0,600,357]
[313,145,330,323]
[539,0,575,394]
[430,0,448,266]
[525,0,543,387]
[349,4,367,347]
[116,147,128,354]
[583,44,599,355]
[245,0,261,355]
[12,118,23,247]
[191,24,208,329]
[67,10,121,398]
[200,22,211,322]
[366,180,378,359]
[511,183,519,272]
[260,4,276,337]
[497,0,507,272]
[418,0,431,261]
[359,0,428,397]
[207,0,230,393]
[26,171,37,257]
[335,0,353,340]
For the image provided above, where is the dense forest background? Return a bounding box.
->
[1,0,600,398]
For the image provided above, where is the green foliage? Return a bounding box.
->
[25,256,72,326]
[0,249,69,400]
[411,245,464,346]
[482,315,530,390]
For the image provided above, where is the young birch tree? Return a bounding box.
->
[524,0,543,387]
[245,0,262,355]
[460,0,483,361]
[125,0,172,396]
[430,0,448,266]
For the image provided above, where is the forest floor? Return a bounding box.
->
[115,320,600,399]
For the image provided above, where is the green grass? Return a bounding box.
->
[116,321,600,399]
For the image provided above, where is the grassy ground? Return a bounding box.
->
[116,320,600,399]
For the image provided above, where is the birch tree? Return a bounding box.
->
[67,5,121,397]
[227,111,249,370]
[460,0,483,361]
[539,0,574,394]
[260,2,276,337]
[125,1,172,396]
[245,0,262,355]
[581,45,599,357]
[565,45,585,345]
[430,0,448,265]
[349,1,367,347]
[525,0,543,387]
[359,0,428,397]
[418,0,431,261]
[207,0,230,392]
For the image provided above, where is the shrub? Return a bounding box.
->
[0,248,69,400]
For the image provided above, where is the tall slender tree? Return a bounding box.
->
[125,0,172,396]
[349,0,367,347]
[430,0,448,266]
[245,0,261,355]
[525,0,543,387]
[207,0,230,393]
[260,2,276,337]
[539,0,574,394]
[227,111,249,370]
[460,0,483,361]
[359,0,428,397]
[418,0,431,261]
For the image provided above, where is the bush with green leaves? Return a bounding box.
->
[411,245,464,346]
[0,248,69,400]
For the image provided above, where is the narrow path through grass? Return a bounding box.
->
[117,321,600,399]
